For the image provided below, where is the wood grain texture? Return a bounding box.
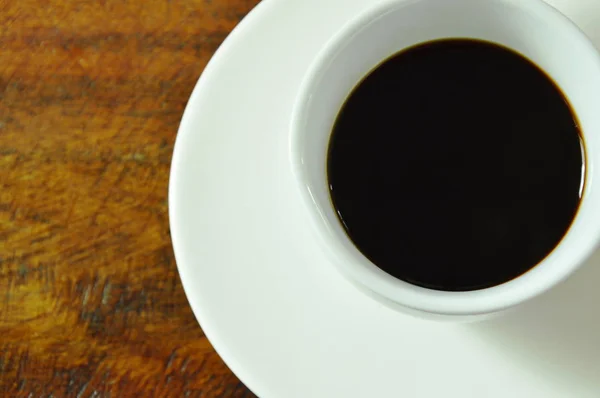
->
[0,0,260,396]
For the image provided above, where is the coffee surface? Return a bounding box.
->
[328,39,584,291]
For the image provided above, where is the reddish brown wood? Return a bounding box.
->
[0,0,259,396]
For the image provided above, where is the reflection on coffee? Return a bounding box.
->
[328,39,584,292]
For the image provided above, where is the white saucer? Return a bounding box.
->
[169,0,600,396]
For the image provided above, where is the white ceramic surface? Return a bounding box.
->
[290,0,600,318]
[169,0,600,396]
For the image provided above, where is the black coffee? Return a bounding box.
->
[328,39,584,292]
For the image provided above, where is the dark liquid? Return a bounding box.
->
[328,39,584,291]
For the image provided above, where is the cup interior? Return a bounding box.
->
[291,0,600,316]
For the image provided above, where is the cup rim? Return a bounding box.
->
[290,0,600,316]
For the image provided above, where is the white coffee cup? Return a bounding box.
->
[290,0,600,320]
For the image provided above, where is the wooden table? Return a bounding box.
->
[0,0,259,396]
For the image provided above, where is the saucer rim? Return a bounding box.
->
[169,1,273,396]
